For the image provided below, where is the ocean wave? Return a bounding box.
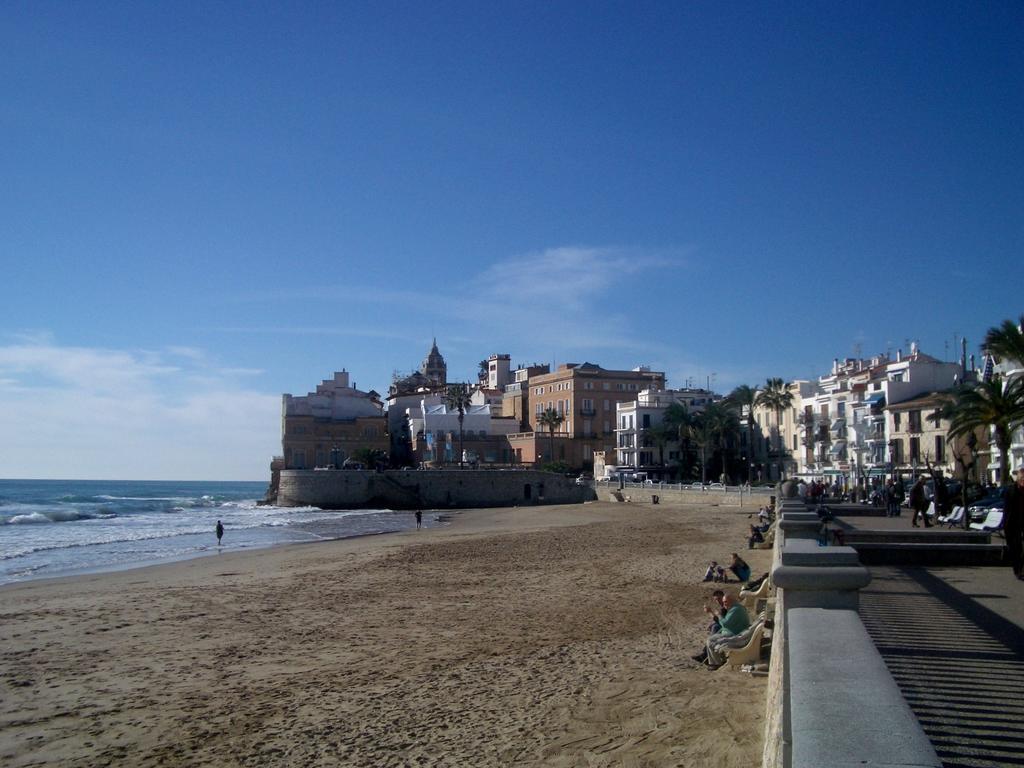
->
[3,508,111,525]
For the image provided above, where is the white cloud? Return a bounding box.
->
[0,338,280,480]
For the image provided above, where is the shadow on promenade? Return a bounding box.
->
[859,566,1024,768]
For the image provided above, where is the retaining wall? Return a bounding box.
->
[595,482,773,507]
[276,469,595,509]
[762,498,941,768]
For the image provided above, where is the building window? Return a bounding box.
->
[535,403,542,415]
[934,435,945,463]
[617,383,625,390]
[642,414,651,428]
[292,449,306,469]
[585,381,593,390]
[893,412,901,430]
[910,437,920,462]
[908,411,921,432]
[603,383,610,391]
[628,383,637,391]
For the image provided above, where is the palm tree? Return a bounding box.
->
[709,402,741,483]
[663,402,699,480]
[351,447,387,470]
[645,421,677,470]
[727,385,757,481]
[983,316,1024,367]
[754,377,794,478]
[944,376,1024,485]
[444,383,472,468]
[537,408,565,465]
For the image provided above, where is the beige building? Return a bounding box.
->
[886,393,989,484]
[281,370,388,469]
[751,381,813,480]
[508,362,666,470]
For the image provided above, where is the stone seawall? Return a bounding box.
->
[276,469,595,509]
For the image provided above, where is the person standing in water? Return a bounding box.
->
[216,520,224,546]
[415,509,423,530]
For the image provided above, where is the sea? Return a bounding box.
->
[0,479,425,586]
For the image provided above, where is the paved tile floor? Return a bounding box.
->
[858,563,1024,768]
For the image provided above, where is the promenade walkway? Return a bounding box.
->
[857,556,1024,767]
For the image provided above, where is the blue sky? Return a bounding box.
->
[2,2,1021,480]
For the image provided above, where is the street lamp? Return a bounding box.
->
[888,440,897,483]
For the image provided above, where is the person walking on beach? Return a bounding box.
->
[216,520,224,546]
[1004,467,1024,580]
[415,509,422,530]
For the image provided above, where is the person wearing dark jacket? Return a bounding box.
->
[1005,467,1024,580]
[909,477,932,528]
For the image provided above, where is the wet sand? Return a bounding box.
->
[0,499,771,767]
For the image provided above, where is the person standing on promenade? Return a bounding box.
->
[216,520,224,546]
[1004,467,1024,580]
[909,477,932,527]
[884,480,897,517]
[415,509,422,530]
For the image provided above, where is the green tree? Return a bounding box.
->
[727,385,757,481]
[709,402,741,482]
[444,383,473,468]
[350,447,387,469]
[644,421,677,469]
[983,316,1024,367]
[754,377,794,477]
[537,407,565,465]
[944,376,1024,486]
[663,402,699,480]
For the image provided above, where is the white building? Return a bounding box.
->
[407,399,519,465]
[614,387,715,475]
[787,346,962,487]
[282,370,382,421]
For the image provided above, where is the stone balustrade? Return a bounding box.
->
[762,498,941,768]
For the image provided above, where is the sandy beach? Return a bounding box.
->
[1,499,771,767]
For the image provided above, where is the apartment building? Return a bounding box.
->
[507,362,666,470]
[752,380,814,481]
[500,363,551,429]
[614,387,714,476]
[768,346,962,487]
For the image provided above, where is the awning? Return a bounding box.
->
[865,393,885,407]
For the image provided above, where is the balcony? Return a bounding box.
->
[579,407,596,416]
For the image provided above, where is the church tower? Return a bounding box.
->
[420,338,447,386]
